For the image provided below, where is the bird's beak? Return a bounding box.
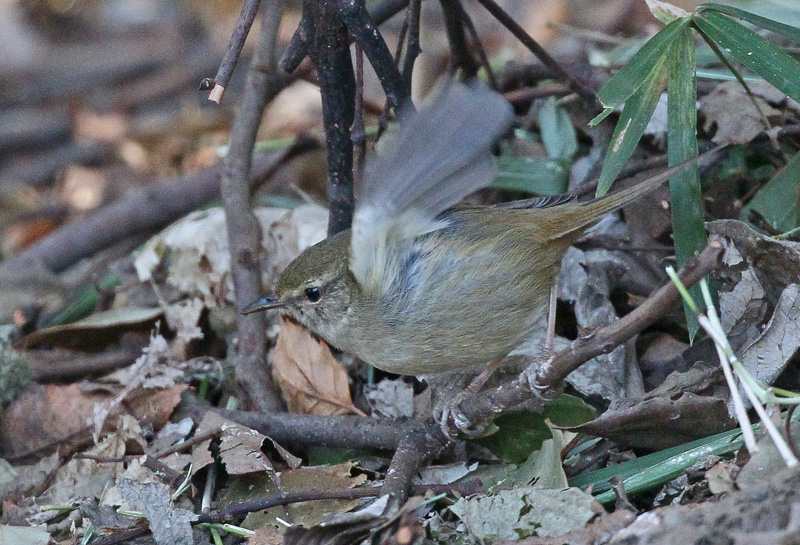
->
[241,295,285,315]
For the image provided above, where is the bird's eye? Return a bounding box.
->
[304,287,321,303]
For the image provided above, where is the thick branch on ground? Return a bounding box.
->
[0,147,305,275]
[380,430,445,505]
[221,2,286,412]
[178,391,422,450]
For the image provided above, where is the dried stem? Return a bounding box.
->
[221,1,287,411]
[440,0,480,78]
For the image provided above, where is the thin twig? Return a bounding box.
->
[353,44,367,191]
[206,0,262,103]
[457,1,499,89]
[440,0,479,78]
[473,0,598,107]
[221,0,287,411]
[401,0,421,92]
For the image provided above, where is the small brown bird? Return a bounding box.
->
[243,83,669,377]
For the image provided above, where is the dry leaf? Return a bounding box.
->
[272,319,362,416]
[240,462,368,530]
[249,525,283,545]
[700,82,783,146]
[118,479,197,545]
[133,205,327,309]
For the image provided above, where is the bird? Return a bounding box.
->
[242,82,672,381]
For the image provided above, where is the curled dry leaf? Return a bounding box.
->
[191,412,301,478]
[557,242,644,401]
[272,319,363,416]
[709,220,800,399]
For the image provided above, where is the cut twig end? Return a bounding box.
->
[208,84,225,104]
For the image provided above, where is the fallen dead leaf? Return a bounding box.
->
[272,319,363,416]
[42,415,146,505]
[700,81,784,146]
[249,525,283,545]
[15,307,162,349]
[0,382,184,459]
[235,462,368,530]
[191,412,301,478]
[449,487,602,541]
[118,479,197,545]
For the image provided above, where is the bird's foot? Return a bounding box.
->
[435,389,492,440]
[517,350,563,400]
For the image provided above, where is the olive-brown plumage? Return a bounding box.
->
[243,83,669,376]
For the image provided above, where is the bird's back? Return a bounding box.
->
[346,207,570,375]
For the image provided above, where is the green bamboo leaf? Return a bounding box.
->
[668,24,705,339]
[568,426,744,495]
[591,428,743,505]
[699,3,800,44]
[596,56,669,196]
[742,150,800,232]
[693,10,800,103]
[595,18,690,113]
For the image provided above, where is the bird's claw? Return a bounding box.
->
[436,393,492,440]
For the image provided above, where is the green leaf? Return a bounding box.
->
[699,3,800,44]
[539,97,578,161]
[476,395,595,464]
[693,10,800,104]
[667,23,706,339]
[493,156,569,195]
[596,55,669,195]
[742,149,800,232]
[595,18,690,112]
[542,394,596,427]
[569,426,744,502]
[476,411,552,464]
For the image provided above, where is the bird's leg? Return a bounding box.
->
[466,354,506,393]
[519,281,560,395]
[544,281,558,354]
[435,355,507,439]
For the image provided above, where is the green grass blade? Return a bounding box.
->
[699,3,800,44]
[693,10,800,103]
[742,149,800,232]
[668,24,705,339]
[595,18,690,112]
[596,56,669,196]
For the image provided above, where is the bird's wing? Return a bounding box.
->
[349,82,514,293]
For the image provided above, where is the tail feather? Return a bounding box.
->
[538,154,706,241]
